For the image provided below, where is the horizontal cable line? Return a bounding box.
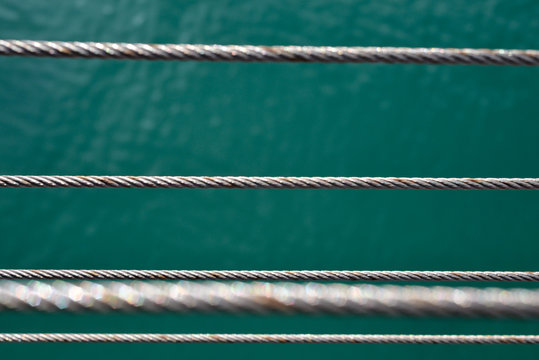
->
[1,269,538,282]
[1,40,538,66]
[1,281,538,318]
[1,176,538,190]
[1,333,538,344]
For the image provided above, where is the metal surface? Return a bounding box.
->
[1,175,538,190]
[1,333,538,344]
[1,40,539,65]
[0,269,537,282]
[1,281,538,318]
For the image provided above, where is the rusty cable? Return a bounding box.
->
[0,269,537,282]
[0,176,538,190]
[1,40,539,65]
[1,280,538,318]
[1,333,538,344]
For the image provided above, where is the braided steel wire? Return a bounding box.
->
[1,333,538,344]
[1,40,539,65]
[1,176,538,190]
[1,269,538,282]
[1,281,538,318]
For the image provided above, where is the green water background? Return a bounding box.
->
[0,0,538,358]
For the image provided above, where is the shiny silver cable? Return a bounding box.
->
[1,176,538,190]
[1,333,538,344]
[1,40,538,65]
[0,269,538,282]
[1,281,538,318]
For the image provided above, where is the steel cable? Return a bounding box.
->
[1,40,539,65]
[1,333,538,344]
[1,176,538,190]
[0,269,537,282]
[1,281,538,318]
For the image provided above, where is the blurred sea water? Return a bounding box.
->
[0,0,538,359]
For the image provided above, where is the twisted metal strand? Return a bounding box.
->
[1,281,538,318]
[1,269,538,282]
[1,40,538,65]
[1,333,538,344]
[1,176,538,190]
